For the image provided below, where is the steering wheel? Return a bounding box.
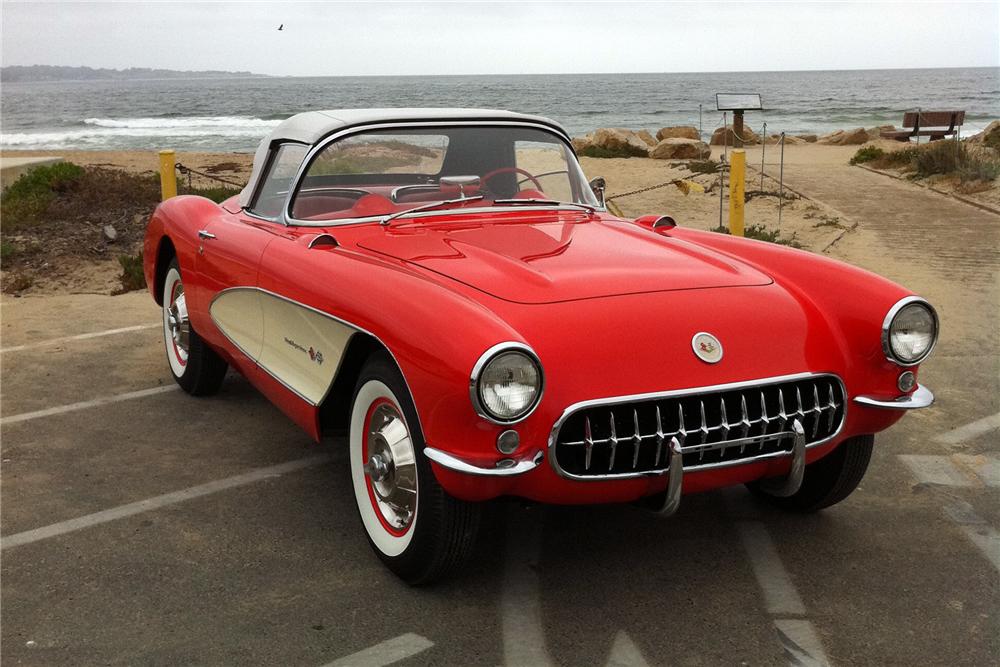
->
[481,167,544,197]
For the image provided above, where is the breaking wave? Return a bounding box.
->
[1,116,282,149]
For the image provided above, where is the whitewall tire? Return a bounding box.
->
[349,352,481,584]
[161,258,227,396]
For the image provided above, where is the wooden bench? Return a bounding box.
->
[882,111,965,142]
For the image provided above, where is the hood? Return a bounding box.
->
[357,215,772,304]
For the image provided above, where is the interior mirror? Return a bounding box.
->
[589,177,606,207]
[440,175,481,199]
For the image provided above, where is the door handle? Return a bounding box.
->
[198,230,216,240]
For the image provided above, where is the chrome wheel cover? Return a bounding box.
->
[364,402,418,533]
[167,286,190,360]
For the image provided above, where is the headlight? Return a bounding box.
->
[471,344,543,423]
[882,297,938,366]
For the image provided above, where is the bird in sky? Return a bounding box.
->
[278,24,284,31]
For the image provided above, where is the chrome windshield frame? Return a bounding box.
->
[277,120,603,227]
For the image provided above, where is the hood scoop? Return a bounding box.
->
[358,218,772,304]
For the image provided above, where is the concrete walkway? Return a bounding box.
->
[0,156,63,188]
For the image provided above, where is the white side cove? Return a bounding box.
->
[210,288,356,405]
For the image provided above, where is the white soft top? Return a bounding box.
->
[238,108,566,207]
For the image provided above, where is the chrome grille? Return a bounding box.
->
[551,374,845,479]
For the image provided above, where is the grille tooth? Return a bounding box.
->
[554,376,846,478]
[653,405,664,466]
[608,412,618,471]
[812,384,821,439]
[631,409,642,469]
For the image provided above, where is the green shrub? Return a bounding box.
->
[578,144,647,159]
[850,145,885,165]
[711,224,803,248]
[117,252,145,292]
[180,184,241,203]
[685,159,720,174]
[1,162,85,231]
[1,239,15,261]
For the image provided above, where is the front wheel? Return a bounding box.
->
[349,352,480,584]
[162,258,228,395]
[747,434,875,513]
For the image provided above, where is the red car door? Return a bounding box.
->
[191,212,281,373]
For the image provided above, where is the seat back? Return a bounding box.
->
[901,111,965,130]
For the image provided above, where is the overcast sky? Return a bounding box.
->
[2,1,998,76]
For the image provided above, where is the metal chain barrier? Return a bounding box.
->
[175,163,245,189]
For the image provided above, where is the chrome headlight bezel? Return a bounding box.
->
[881,296,939,367]
[470,342,544,424]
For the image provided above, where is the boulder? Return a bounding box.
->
[710,126,759,146]
[590,128,650,156]
[796,133,818,143]
[656,125,701,141]
[764,134,805,145]
[636,129,657,147]
[866,125,897,139]
[571,135,595,152]
[818,128,870,145]
[649,138,712,160]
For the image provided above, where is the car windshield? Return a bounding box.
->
[288,126,599,223]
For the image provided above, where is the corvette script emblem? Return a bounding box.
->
[692,332,723,364]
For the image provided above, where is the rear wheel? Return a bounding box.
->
[162,258,227,396]
[747,435,875,513]
[349,352,480,584]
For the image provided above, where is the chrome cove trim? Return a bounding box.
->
[207,288,424,437]
[547,372,847,481]
[469,341,545,425]
[854,384,934,410]
[424,447,543,477]
[881,295,939,367]
[279,119,601,226]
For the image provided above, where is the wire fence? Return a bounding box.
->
[175,163,245,190]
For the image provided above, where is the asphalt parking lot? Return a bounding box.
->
[2,177,999,666]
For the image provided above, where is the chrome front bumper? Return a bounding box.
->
[424,447,543,476]
[853,384,934,410]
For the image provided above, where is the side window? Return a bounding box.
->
[249,143,309,218]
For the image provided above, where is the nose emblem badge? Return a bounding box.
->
[692,332,723,364]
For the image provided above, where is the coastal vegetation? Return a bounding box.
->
[710,223,802,248]
[1,162,240,293]
[850,140,1000,187]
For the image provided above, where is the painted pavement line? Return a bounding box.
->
[501,507,554,667]
[935,411,1000,446]
[736,521,807,616]
[942,501,1000,574]
[735,519,831,666]
[0,455,331,550]
[320,633,434,667]
[898,455,979,488]
[775,619,831,667]
[1,385,179,426]
[0,323,160,353]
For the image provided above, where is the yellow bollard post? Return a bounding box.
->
[728,148,745,236]
[158,149,177,201]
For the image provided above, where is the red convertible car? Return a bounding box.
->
[144,109,937,583]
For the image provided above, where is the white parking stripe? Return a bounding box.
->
[320,633,433,667]
[942,500,1000,574]
[898,455,979,487]
[775,619,831,667]
[0,455,330,550]
[0,323,160,353]
[936,412,1000,446]
[502,508,554,667]
[953,455,1000,487]
[606,631,652,667]
[737,522,807,616]
[0,385,178,425]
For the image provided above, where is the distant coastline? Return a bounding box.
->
[0,65,269,83]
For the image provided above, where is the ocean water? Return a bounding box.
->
[2,68,997,152]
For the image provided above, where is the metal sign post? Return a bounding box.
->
[716,93,763,148]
